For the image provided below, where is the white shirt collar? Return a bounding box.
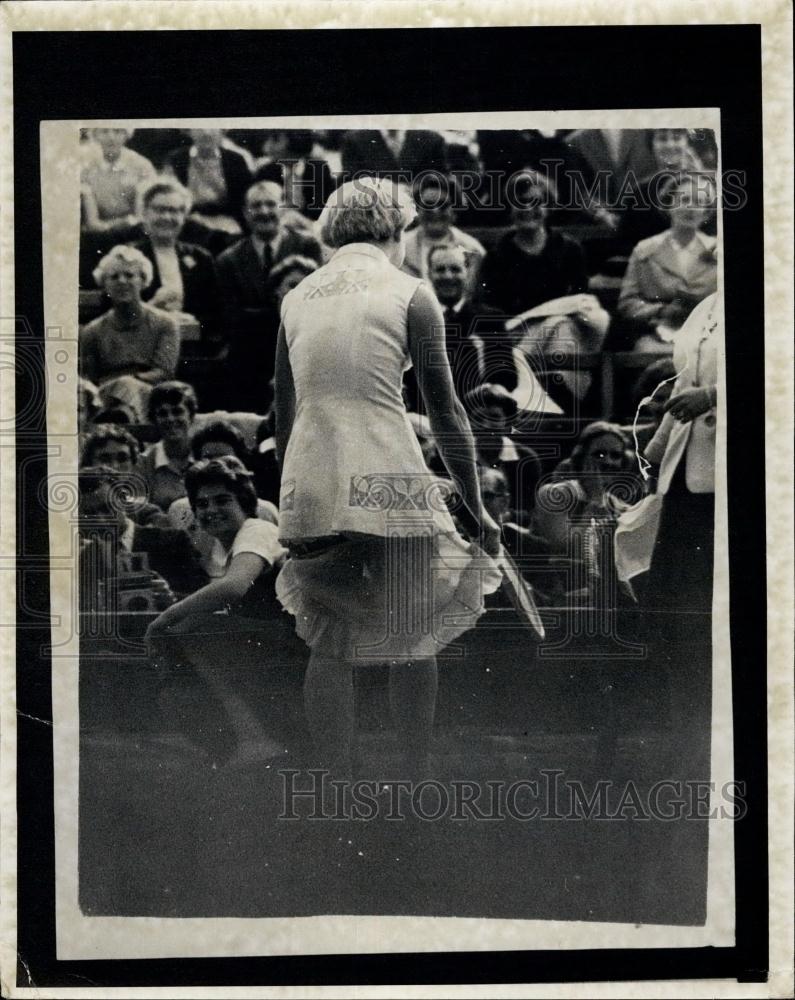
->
[381,129,405,145]
[151,440,176,470]
[189,144,221,160]
[119,517,136,552]
[333,242,389,263]
[252,231,283,260]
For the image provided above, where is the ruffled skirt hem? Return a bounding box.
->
[275,531,501,662]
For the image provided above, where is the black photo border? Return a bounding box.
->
[13,24,767,989]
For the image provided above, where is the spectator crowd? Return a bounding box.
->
[77,126,720,620]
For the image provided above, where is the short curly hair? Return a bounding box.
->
[93,244,154,290]
[137,176,192,217]
[318,176,416,248]
[190,420,249,462]
[184,456,258,518]
[81,424,140,467]
[146,381,199,424]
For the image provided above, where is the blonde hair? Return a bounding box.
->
[93,244,154,289]
[318,177,416,248]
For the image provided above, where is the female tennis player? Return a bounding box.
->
[274,177,501,780]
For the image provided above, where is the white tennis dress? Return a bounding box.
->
[275,242,500,661]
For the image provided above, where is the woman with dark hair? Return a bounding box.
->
[139,381,199,511]
[274,177,502,780]
[478,171,589,317]
[145,456,287,763]
[166,420,279,578]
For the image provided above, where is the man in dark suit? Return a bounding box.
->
[341,129,448,182]
[431,243,517,399]
[215,180,324,411]
[564,128,657,208]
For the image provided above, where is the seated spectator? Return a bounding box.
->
[164,128,252,229]
[80,424,170,527]
[78,465,205,600]
[79,245,180,422]
[615,128,708,252]
[167,423,279,578]
[80,128,156,235]
[252,129,336,221]
[478,171,588,317]
[479,465,513,524]
[476,129,612,226]
[463,384,542,521]
[138,381,198,511]
[402,174,485,293]
[407,244,516,413]
[133,178,222,351]
[616,174,718,352]
[533,421,635,551]
[563,128,657,210]
[341,128,448,182]
[126,128,191,171]
[216,181,322,410]
[145,457,288,764]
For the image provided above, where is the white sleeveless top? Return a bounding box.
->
[278,242,457,541]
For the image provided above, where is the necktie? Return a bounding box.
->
[262,242,274,286]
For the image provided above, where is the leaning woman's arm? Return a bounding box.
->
[407,284,498,553]
[145,552,266,638]
[273,321,295,468]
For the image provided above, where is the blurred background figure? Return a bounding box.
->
[463,384,542,523]
[402,174,485,293]
[80,127,155,236]
[564,128,657,209]
[341,128,449,181]
[252,129,336,222]
[164,128,252,233]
